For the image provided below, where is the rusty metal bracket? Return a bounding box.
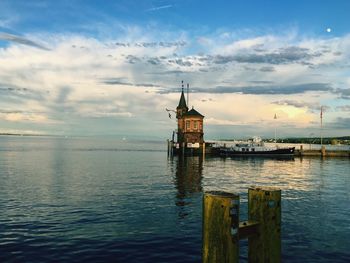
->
[239,220,259,240]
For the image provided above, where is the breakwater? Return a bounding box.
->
[295,145,350,157]
[295,149,350,157]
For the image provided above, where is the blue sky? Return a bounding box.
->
[0,0,349,139]
[1,0,349,36]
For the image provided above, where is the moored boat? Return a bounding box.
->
[219,136,295,157]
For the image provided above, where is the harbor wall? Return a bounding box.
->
[168,140,350,157]
[295,147,350,157]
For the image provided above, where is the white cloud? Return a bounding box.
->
[1,28,350,137]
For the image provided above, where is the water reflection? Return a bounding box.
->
[171,156,203,218]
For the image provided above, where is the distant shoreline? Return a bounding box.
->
[1,133,349,145]
[0,133,68,138]
[0,133,48,137]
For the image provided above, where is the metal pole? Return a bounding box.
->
[274,114,277,146]
[320,106,323,146]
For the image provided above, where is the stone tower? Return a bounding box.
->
[176,87,204,146]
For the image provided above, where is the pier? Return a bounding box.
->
[296,145,350,157]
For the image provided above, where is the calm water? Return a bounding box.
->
[0,136,349,262]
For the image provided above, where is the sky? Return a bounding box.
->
[0,0,349,140]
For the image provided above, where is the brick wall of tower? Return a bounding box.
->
[182,116,204,144]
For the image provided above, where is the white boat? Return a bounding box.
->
[220,136,295,157]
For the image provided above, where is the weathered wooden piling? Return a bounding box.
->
[203,191,240,263]
[203,187,282,262]
[248,187,281,263]
[167,139,170,156]
[321,146,326,157]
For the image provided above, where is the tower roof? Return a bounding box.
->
[184,107,204,118]
[177,88,187,109]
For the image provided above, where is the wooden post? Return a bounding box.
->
[248,187,281,263]
[203,191,239,263]
[321,146,326,157]
[170,140,174,157]
[203,142,206,158]
[167,139,170,157]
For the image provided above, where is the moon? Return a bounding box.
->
[326,28,332,33]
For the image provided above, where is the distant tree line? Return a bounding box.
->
[264,136,350,145]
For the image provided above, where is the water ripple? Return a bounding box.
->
[0,137,349,262]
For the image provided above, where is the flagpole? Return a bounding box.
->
[320,106,323,146]
[274,113,277,146]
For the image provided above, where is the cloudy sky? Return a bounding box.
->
[0,0,349,139]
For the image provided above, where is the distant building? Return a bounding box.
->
[176,88,204,147]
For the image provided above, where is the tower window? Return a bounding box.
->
[194,120,198,130]
[186,120,190,130]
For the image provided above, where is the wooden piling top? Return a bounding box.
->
[204,191,239,199]
[249,186,281,192]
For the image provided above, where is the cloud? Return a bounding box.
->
[102,78,160,88]
[0,27,349,137]
[126,55,142,64]
[205,117,249,126]
[147,57,162,65]
[0,32,50,50]
[259,66,275,72]
[148,70,186,75]
[114,41,186,48]
[55,86,71,104]
[212,46,321,65]
[79,110,133,118]
[331,117,350,129]
[102,78,133,86]
[335,105,350,111]
[135,83,160,87]
[249,80,274,84]
[0,111,49,123]
[168,58,193,67]
[145,5,173,12]
[271,100,320,110]
[160,83,332,95]
[336,88,350,99]
[0,83,45,102]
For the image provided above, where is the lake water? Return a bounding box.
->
[0,136,349,262]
